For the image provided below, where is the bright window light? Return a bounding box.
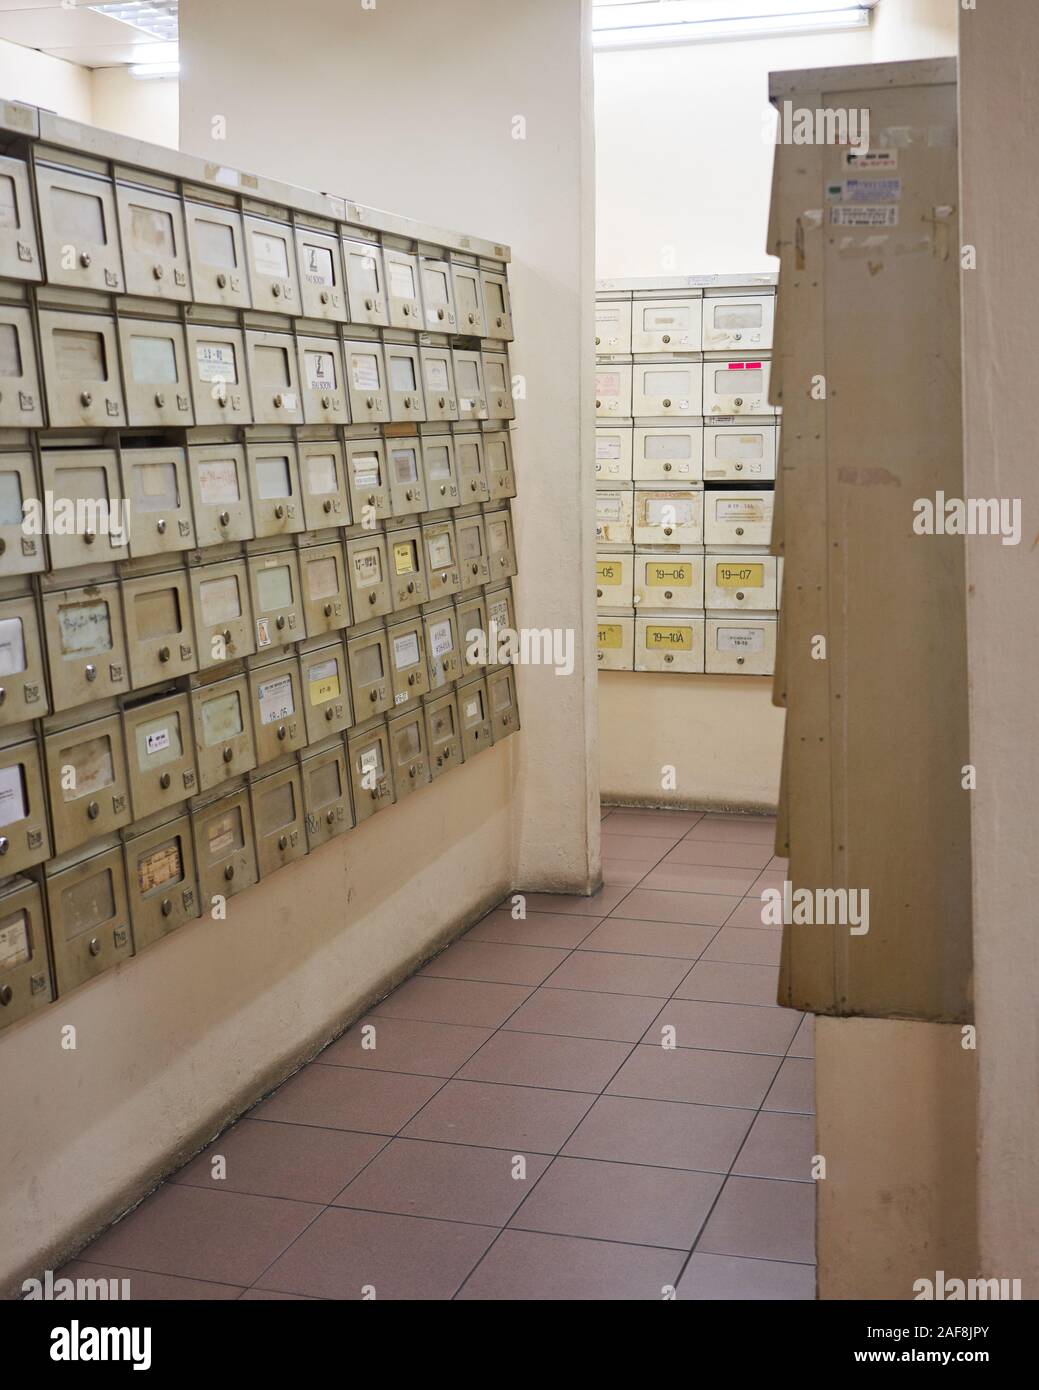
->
[593,1,876,48]
[90,2,179,44]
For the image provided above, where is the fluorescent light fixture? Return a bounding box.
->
[129,61,180,80]
[90,2,179,44]
[593,1,875,48]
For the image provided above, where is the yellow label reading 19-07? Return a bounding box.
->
[716,563,764,588]
[646,625,692,650]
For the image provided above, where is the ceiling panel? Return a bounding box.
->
[0,7,145,45]
[47,37,176,68]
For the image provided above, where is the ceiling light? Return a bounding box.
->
[593,1,875,48]
[129,61,180,80]
[90,2,179,44]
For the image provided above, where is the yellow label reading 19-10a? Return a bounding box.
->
[596,561,622,585]
[648,563,691,587]
[646,625,692,650]
[598,624,623,649]
[716,563,765,588]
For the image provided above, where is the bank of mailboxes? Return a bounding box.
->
[0,117,522,1030]
[595,278,778,679]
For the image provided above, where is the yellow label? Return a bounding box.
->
[647,562,691,587]
[596,561,622,585]
[646,625,692,651]
[598,624,623,649]
[393,541,415,575]
[309,673,341,706]
[716,562,764,588]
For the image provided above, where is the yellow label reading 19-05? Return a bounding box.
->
[646,625,692,650]
[598,624,623,649]
[716,563,764,588]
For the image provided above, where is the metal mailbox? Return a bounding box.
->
[454,591,487,679]
[705,616,776,675]
[343,437,391,523]
[0,593,47,727]
[124,814,199,951]
[595,363,632,419]
[190,558,255,670]
[595,551,634,609]
[419,346,459,422]
[483,583,516,671]
[635,616,706,674]
[251,764,307,878]
[343,339,389,424]
[597,615,634,672]
[298,440,350,530]
[184,201,250,308]
[424,605,463,690]
[633,487,704,546]
[347,718,394,822]
[187,444,253,546]
[453,350,488,421]
[345,534,393,620]
[0,304,43,427]
[387,706,430,800]
[38,311,126,429]
[385,342,426,424]
[704,554,777,611]
[0,453,44,578]
[703,488,774,547]
[480,269,514,341]
[35,164,123,292]
[383,248,422,330]
[185,325,252,425]
[245,442,304,539]
[703,359,774,416]
[245,330,305,426]
[487,667,520,742]
[633,425,703,483]
[632,360,703,418]
[482,352,514,421]
[424,690,462,779]
[633,551,704,611]
[631,295,703,354]
[457,676,492,759]
[299,640,351,743]
[243,212,300,312]
[44,711,131,853]
[123,691,197,817]
[301,740,353,850]
[295,225,348,322]
[346,627,392,720]
[191,672,256,791]
[342,237,388,326]
[121,446,196,557]
[387,526,429,610]
[45,842,132,993]
[420,435,460,507]
[387,614,430,706]
[42,583,129,711]
[485,507,517,580]
[0,154,41,282]
[595,299,631,354]
[121,569,197,688]
[247,550,305,653]
[192,787,258,905]
[422,518,462,599]
[39,448,128,569]
[115,183,191,300]
[485,429,516,500]
[250,654,306,766]
[595,427,632,485]
[296,334,348,425]
[702,293,774,352]
[595,488,633,546]
[0,877,53,1032]
[299,540,351,637]
[387,437,427,517]
[419,256,457,332]
[0,736,50,873]
[455,433,490,505]
[456,514,490,590]
[452,262,485,336]
[703,425,777,482]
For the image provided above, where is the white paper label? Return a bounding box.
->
[464,698,480,720]
[351,452,380,488]
[717,627,765,653]
[351,354,380,391]
[0,616,26,677]
[0,912,29,971]
[0,764,26,827]
[829,205,899,227]
[146,727,171,755]
[429,619,453,658]
[717,498,765,521]
[196,341,237,384]
[360,748,379,774]
[389,260,415,299]
[259,674,294,724]
[305,351,336,391]
[198,457,239,505]
[425,359,449,391]
[393,633,420,669]
[597,437,621,461]
[252,229,289,278]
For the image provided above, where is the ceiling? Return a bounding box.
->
[0,0,178,70]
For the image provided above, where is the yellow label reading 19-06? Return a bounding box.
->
[716,563,764,588]
[648,563,691,587]
[596,561,622,585]
[646,625,692,650]
[598,624,623,649]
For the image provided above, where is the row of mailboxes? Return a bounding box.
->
[0,153,514,338]
[1,443,516,576]
[595,488,775,547]
[0,305,515,430]
[596,424,779,483]
[0,533,518,723]
[595,359,776,420]
[595,293,775,356]
[597,552,779,612]
[0,584,519,871]
[0,664,520,1025]
[597,615,777,676]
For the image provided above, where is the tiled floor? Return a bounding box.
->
[63,807,816,1301]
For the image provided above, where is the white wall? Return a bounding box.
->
[0,36,92,123]
[960,0,1039,1298]
[91,68,178,148]
[594,0,958,277]
[0,0,597,1293]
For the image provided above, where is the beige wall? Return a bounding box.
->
[594,0,958,278]
[0,0,597,1294]
[0,37,91,123]
[959,0,1039,1299]
[600,674,783,810]
[91,68,178,147]
[816,1018,977,1300]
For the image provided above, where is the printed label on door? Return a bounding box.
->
[648,563,691,587]
[0,911,30,970]
[646,625,692,650]
[307,659,340,706]
[258,674,294,724]
[145,727,171,755]
[715,563,764,588]
[717,627,765,652]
